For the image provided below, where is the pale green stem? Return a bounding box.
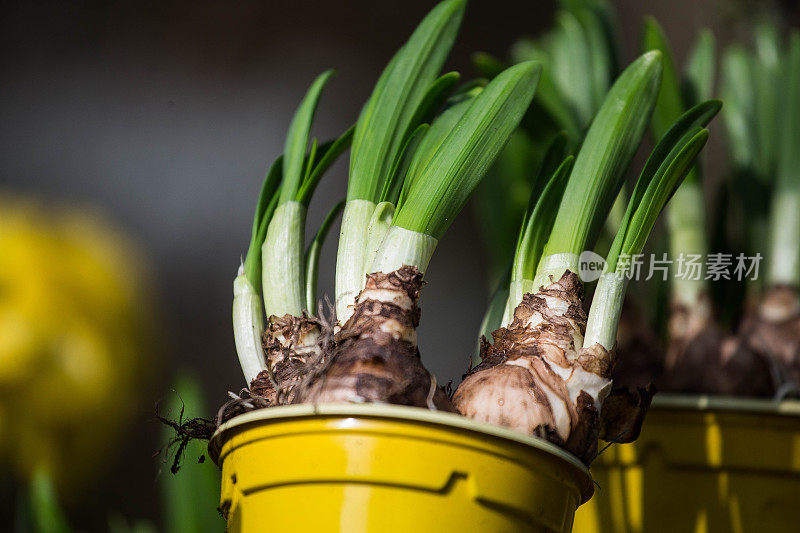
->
[370,225,438,274]
[335,199,376,322]
[666,173,708,307]
[584,272,627,351]
[262,201,306,317]
[304,256,318,314]
[363,202,395,276]
[533,252,580,293]
[233,272,267,383]
[767,189,800,286]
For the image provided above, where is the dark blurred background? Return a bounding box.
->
[1,0,795,529]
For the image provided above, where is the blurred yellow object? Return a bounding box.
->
[573,395,800,533]
[0,194,154,498]
[211,403,593,532]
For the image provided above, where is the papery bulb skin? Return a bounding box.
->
[454,271,613,463]
[294,266,454,411]
[250,314,326,405]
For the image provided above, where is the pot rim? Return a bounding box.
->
[652,393,800,415]
[209,402,591,491]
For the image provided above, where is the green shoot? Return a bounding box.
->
[335,0,465,322]
[347,0,465,202]
[235,71,351,381]
[607,100,721,269]
[606,101,721,272]
[512,154,573,282]
[539,51,662,276]
[397,85,484,210]
[502,155,573,324]
[305,201,345,311]
[585,103,718,350]
[372,61,542,275]
[391,61,542,240]
[281,70,335,204]
[243,159,283,293]
[263,72,351,318]
[296,126,355,205]
[380,124,429,205]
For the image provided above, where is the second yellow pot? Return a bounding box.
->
[210,403,593,532]
[574,395,800,533]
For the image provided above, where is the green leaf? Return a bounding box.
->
[606,100,721,269]
[296,125,355,205]
[305,200,345,311]
[302,138,319,186]
[381,123,429,205]
[393,61,542,239]
[642,17,685,139]
[281,69,335,204]
[398,85,483,209]
[348,0,466,202]
[379,72,462,203]
[513,155,574,280]
[244,187,281,293]
[244,157,283,287]
[544,51,663,257]
[618,128,709,264]
[160,375,223,533]
[404,72,461,137]
[683,29,716,106]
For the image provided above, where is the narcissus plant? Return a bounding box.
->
[453,52,720,461]
[227,0,717,465]
[232,0,541,411]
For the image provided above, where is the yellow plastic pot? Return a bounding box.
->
[574,395,800,533]
[210,403,593,532]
